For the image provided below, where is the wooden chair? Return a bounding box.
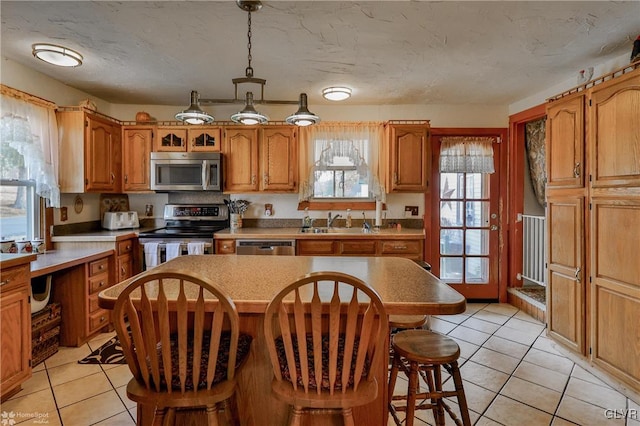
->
[113,270,252,426]
[263,271,388,426]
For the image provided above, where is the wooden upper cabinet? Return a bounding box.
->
[260,126,298,191]
[57,109,121,193]
[383,123,430,192]
[223,127,259,192]
[589,71,640,188]
[154,126,221,152]
[546,94,585,189]
[122,127,152,191]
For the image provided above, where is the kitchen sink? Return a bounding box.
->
[299,227,369,234]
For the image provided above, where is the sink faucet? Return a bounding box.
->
[327,212,342,228]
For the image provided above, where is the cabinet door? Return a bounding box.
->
[0,283,31,397]
[387,124,430,192]
[155,127,187,151]
[297,240,336,255]
[590,71,640,188]
[223,127,259,192]
[546,95,585,189]
[85,117,120,192]
[260,127,298,191]
[591,198,640,391]
[122,127,152,191]
[188,127,221,152]
[546,195,585,354]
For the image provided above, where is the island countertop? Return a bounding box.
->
[99,255,465,315]
[215,226,425,239]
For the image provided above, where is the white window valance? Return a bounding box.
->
[439,136,496,174]
[1,86,60,207]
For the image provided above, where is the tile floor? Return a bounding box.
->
[3,303,639,425]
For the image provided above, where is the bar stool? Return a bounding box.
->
[388,329,471,426]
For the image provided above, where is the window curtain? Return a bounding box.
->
[1,86,60,207]
[525,118,547,207]
[298,122,385,201]
[439,136,495,174]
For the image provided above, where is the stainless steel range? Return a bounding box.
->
[138,204,229,269]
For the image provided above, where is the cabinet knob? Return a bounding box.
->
[393,245,408,250]
[99,265,104,270]
[252,175,256,185]
[124,175,128,183]
[126,245,131,250]
[99,281,105,287]
[264,173,269,185]
[393,172,398,185]
[100,316,106,323]
[0,279,9,285]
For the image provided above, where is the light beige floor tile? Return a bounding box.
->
[442,379,497,414]
[564,376,627,411]
[43,344,93,369]
[59,390,128,426]
[429,316,457,334]
[129,407,137,423]
[482,335,529,359]
[472,310,511,325]
[47,361,103,387]
[503,317,546,335]
[522,348,574,375]
[551,417,580,425]
[493,325,540,346]
[414,399,480,425]
[570,365,612,388]
[513,310,543,324]
[460,317,501,334]
[116,384,137,409]
[32,362,46,373]
[628,398,640,424]
[9,369,50,398]
[14,412,62,426]
[464,302,488,315]
[455,339,480,361]
[532,334,564,356]
[433,313,469,325]
[87,332,117,351]
[475,417,505,426]
[52,371,112,408]
[1,388,58,425]
[482,303,519,317]
[484,394,553,426]
[556,394,625,426]
[93,410,136,425]
[105,364,133,388]
[512,360,569,392]
[459,360,510,392]
[469,347,520,375]
[448,325,491,346]
[500,376,562,414]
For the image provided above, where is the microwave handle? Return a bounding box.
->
[202,160,210,190]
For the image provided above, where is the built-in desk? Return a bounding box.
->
[99,255,466,425]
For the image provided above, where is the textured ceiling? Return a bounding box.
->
[1,1,639,107]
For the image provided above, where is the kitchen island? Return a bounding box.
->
[99,255,466,425]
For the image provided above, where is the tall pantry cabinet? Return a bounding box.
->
[545,64,640,394]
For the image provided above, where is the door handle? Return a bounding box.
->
[575,267,581,283]
[573,162,581,178]
[490,225,498,231]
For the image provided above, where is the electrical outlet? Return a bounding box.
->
[60,207,68,221]
[405,206,419,217]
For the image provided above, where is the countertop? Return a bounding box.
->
[99,255,464,315]
[50,226,160,243]
[0,253,38,269]
[215,227,425,239]
[30,248,115,277]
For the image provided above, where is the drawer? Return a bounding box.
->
[216,239,236,254]
[88,293,101,314]
[88,309,111,334]
[88,272,110,295]
[0,265,29,291]
[117,239,134,256]
[380,240,422,255]
[297,240,336,255]
[117,255,133,281]
[89,257,110,277]
[339,240,377,255]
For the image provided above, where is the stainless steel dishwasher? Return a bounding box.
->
[235,240,296,255]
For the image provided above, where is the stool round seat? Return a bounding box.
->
[392,329,460,364]
[388,315,428,329]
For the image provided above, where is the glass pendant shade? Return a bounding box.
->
[32,43,83,67]
[231,92,269,125]
[286,93,320,126]
[322,86,351,101]
[175,90,214,124]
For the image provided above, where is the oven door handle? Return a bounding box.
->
[202,160,210,190]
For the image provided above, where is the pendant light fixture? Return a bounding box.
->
[175,90,214,124]
[175,0,319,126]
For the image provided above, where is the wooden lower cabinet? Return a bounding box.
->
[116,237,136,282]
[297,238,423,261]
[0,260,33,400]
[215,239,236,254]
[52,253,115,346]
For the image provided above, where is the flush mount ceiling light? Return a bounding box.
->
[32,43,83,67]
[175,0,319,126]
[286,93,320,126]
[175,90,214,124]
[322,87,352,101]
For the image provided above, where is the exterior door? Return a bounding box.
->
[430,130,505,300]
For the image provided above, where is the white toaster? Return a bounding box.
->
[102,211,140,230]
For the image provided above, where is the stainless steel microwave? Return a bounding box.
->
[150,152,222,191]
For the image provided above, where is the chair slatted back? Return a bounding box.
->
[264,271,388,395]
[113,270,240,394]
